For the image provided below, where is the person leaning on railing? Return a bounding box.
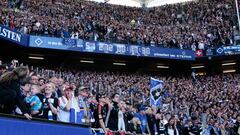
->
[0,66,32,120]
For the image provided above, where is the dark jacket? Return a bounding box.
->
[107,101,119,131]
[0,80,29,114]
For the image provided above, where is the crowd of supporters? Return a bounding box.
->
[0,59,240,135]
[0,0,238,49]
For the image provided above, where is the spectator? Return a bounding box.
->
[0,60,240,134]
[93,93,110,134]
[29,75,39,85]
[77,86,91,124]
[57,85,79,123]
[38,78,45,86]
[41,83,58,120]
[165,117,179,135]
[135,106,151,135]
[107,93,120,131]
[0,66,32,119]
[24,84,42,115]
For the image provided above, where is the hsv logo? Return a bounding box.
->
[216,48,224,54]
[35,38,43,46]
[195,50,203,57]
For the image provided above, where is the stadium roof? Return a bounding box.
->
[89,0,195,7]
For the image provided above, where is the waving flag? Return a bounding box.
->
[150,78,164,107]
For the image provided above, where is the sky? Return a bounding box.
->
[88,0,195,7]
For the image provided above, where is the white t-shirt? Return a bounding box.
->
[57,96,80,123]
[118,110,126,131]
[168,128,179,135]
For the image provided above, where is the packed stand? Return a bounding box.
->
[0,59,240,135]
[0,0,237,50]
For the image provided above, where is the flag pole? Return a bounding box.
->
[235,0,240,32]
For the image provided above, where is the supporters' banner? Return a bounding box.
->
[150,78,164,107]
[29,36,195,60]
[0,24,28,46]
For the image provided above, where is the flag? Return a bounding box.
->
[63,38,76,46]
[70,108,76,123]
[195,50,203,57]
[150,78,164,107]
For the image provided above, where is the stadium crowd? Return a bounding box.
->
[0,59,239,135]
[0,0,237,49]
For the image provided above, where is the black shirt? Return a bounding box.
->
[41,96,58,120]
[107,101,119,131]
[0,80,29,114]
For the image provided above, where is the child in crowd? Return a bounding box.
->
[24,85,42,115]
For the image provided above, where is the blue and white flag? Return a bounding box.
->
[150,77,164,107]
[63,38,76,46]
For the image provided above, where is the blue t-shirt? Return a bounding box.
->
[25,95,42,111]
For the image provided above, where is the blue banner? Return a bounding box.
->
[150,78,164,107]
[0,24,28,46]
[29,36,195,60]
[29,36,84,51]
[234,35,240,40]
[223,46,240,55]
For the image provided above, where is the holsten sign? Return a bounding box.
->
[0,25,28,46]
